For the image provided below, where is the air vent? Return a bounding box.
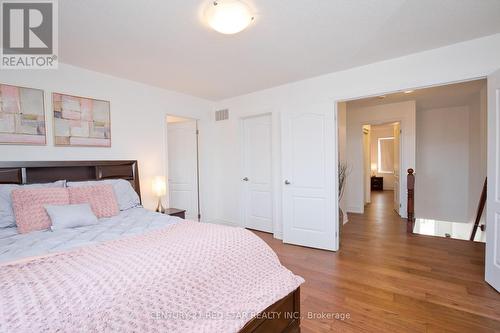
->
[215,109,229,121]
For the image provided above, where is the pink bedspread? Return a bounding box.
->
[0,221,303,332]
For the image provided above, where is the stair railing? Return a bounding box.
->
[407,169,415,234]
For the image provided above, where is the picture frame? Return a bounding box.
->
[52,92,111,147]
[0,83,46,145]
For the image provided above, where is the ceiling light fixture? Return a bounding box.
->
[205,0,254,35]
[404,90,414,94]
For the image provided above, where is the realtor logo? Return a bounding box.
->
[1,0,58,69]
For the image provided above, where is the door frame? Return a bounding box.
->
[393,122,402,215]
[165,114,201,221]
[333,77,486,224]
[333,102,340,251]
[239,112,274,233]
[360,119,404,216]
[362,125,371,205]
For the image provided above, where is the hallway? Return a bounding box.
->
[254,190,500,332]
[364,190,401,224]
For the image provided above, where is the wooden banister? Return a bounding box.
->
[470,178,487,241]
[407,169,415,233]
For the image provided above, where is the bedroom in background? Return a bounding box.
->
[359,122,401,209]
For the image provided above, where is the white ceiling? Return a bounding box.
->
[346,79,486,110]
[59,0,500,100]
[370,123,397,132]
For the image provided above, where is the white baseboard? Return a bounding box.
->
[347,206,363,214]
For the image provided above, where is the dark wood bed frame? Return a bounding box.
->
[0,160,300,333]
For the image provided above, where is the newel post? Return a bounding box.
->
[407,169,415,234]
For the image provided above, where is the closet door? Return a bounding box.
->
[282,102,338,251]
[241,114,273,233]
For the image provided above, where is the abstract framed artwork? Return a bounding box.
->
[53,93,111,147]
[0,83,46,145]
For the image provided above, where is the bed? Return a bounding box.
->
[0,160,302,333]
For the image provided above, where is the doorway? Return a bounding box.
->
[166,115,200,221]
[338,97,415,219]
[362,122,402,214]
[241,114,273,233]
[338,79,488,241]
[336,76,500,292]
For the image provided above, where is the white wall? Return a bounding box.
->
[416,106,470,222]
[0,63,212,211]
[208,34,500,238]
[469,86,488,230]
[468,93,481,220]
[346,101,416,214]
[415,91,487,224]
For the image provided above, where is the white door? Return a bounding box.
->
[241,115,273,233]
[486,69,500,292]
[167,120,199,220]
[393,122,401,215]
[282,103,337,251]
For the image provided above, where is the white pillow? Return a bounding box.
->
[45,204,98,231]
[0,180,66,229]
[67,179,140,211]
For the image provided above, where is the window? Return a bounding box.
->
[377,137,394,174]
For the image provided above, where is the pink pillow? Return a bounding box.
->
[11,188,70,234]
[68,184,119,218]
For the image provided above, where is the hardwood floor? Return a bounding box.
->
[253,191,500,333]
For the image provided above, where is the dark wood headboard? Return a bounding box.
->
[0,160,141,200]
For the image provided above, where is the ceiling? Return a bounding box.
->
[59,0,500,100]
[346,79,486,110]
[370,123,398,132]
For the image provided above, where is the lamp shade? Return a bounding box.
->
[205,0,253,35]
[152,176,167,197]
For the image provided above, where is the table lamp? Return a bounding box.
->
[152,176,167,213]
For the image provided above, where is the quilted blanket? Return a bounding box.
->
[0,221,303,332]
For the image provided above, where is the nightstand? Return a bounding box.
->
[371,176,384,191]
[164,208,186,219]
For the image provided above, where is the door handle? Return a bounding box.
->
[284,179,291,185]
[242,177,249,181]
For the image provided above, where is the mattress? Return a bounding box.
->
[0,207,181,263]
[0,220,304,332]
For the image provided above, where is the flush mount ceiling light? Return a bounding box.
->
[205,0,254,35]
[404,90,414,94]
